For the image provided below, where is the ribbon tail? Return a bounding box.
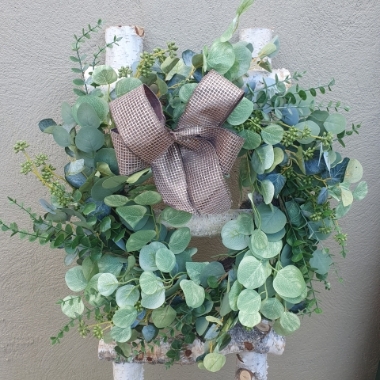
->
[152,144,196,214]
[180,139,232,214]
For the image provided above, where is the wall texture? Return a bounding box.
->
[0,0,379,379]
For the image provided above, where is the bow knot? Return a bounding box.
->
[110,70,244,215]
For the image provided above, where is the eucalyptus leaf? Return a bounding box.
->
[139,242,166,271]
[116,285,140,308]
[295,121,320,144]
[168,227,191,254]
[134,191,162,206]
[203,352,226,372]
[113,306,138,328]
[92,65,118,85]
[116,205,147,228]
[352,181,368,200]
[61,296,84,318]
[237,256,267,289]
[65,266,88,292]
[324,113,346,134]
[261,124,284,145]
[139,271,163,295]
[207,41,235,75]
[104,195,129,207]
[110,326,132,343]
[156,248,176,273]
[255,204,287,234]
[239,130,261,150]
[50,126,73,147]
[115,77,142,97]
[152,306,177,328]
[76,103,101,128]
[227,97,254,125]
[179,83,197,103]
[251,144,274,174]
[250,240,282,259]
[238,310,261,328]
[309,249,332,275]
[261,179,275,204]
[344,159,363,183]
[75,126,105,153]
[221,219,249,250]
[141,288,165,309]
[160,207,192,227]
[200,262,225,288]
[180,279,205,308]
[260,297,284,320]
[142,325,159,342]
[273,266,306,298]
[237,289,261,313]
[97,273,118,296]
[186,262,209,285]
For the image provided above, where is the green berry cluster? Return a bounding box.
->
[303,147,315,160]
[299,126,312,140]
[166,42,178,58]
[34,153,48,167]
[318,226,332,234]
[93,325,103,339]
[78,320,89,338]
[118,66,133,78]
[310,211,323,221]
[134,301,143,313]
[138,52,156,76]
[235,115,262,133]
[20,161,33,175]
[321,131,334,148]
[334,232,347,244]
[13,141,29,153]
[281,127,299,146]
[50,181,71,207]
[41,164,56,182]
[282,166,297,179]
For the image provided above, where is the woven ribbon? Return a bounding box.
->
[110,70,244,214]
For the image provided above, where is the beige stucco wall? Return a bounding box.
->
[0,0,379,379]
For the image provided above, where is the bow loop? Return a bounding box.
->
[110,70,245,214]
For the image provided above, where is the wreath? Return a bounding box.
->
[1,0,367,373]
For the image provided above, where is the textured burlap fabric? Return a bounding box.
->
[110,70,244,214]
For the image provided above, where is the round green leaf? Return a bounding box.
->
[139,242,166,271]
[236,213,254,235]
[140,271,163,295]
[279,312,301,334]
[261,179,275,204]
[94,148,119,174]
[203,352,226,372]
[142,325,159,342]
[251,144,274,174]
[116,285,140,308]
[239,130,261,150]
[92,65,118,85]
[110,326,132,343]
[113,306,138,328]
[115,77,142,97]
[273,266,306,298]
[237,289,261,313]
[229,281,243,311]
[65,266,88,292]
[98,273,119,296]
[168,227,191,254]
[260,298,284,320]
[179,83,197,103]
[126,230,156,252]
[309,249,333,275]
[238,310,261,328]
[50,126,73,147]
[221,220,249,250]
[295,120,320,144]
[352,181,368,200]
[255,204,287,234]
[186,262,209,285]
[73,95,109,122]
[251,240,283,259]
[76,103,101,129]
[227,97,254,125]
[104,195,129,207]
[261,124,284,145]
[237,256,267,289]
[152,306,177,328]
[116,205,147,229]
[61,296,84,318]
[98,254,127,276]
[134,191,162,206]
[160,207,192,227]
[75,126,105,153]
[207,41,235,75]
[200,262,225,288]
[281,286,307,304]
[141,288,165,309]
[344,159,363,183]
[156,248,176,273]
[251,229,268,251]
[323,113,346,134]
[180,279,205,308]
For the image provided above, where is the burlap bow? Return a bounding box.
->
[110,70,245,214]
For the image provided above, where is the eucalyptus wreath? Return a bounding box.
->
[0,0,367,373]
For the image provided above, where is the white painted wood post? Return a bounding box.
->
[97,26,287,380]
